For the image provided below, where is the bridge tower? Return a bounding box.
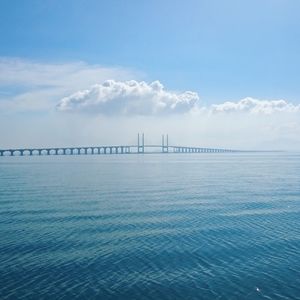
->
[162,134,169,153]
[137,133,145,153]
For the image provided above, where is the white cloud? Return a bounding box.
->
[57,80,199,115]
[211,97,300,114]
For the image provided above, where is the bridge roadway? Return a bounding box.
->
[0,144,237,156]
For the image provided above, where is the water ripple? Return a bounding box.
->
[1,153,300,299]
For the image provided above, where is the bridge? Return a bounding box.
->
[0,134,239,157]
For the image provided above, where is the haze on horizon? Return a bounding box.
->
[1,0,300,150]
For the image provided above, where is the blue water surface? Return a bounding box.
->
[0,153,300,299]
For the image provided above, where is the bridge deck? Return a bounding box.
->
[0,145,238,156]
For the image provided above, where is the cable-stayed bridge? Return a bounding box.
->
[0,134,241,157]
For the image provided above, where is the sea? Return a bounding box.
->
[0,153,300,300]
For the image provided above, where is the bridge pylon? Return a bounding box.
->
[162,134,169,153]
[137,133,145,153]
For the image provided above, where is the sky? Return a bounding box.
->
[0,0,300,150]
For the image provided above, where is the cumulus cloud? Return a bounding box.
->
[211,97,300,114]
[57,81,300,117]
[57,80,199,115]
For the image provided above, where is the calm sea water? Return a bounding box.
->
[0,153,300,300]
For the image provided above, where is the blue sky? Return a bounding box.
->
[0,0,300,150]
[1,0,300,103]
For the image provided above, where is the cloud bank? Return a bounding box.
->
[57,80,300,116]
[57,80,199,115]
